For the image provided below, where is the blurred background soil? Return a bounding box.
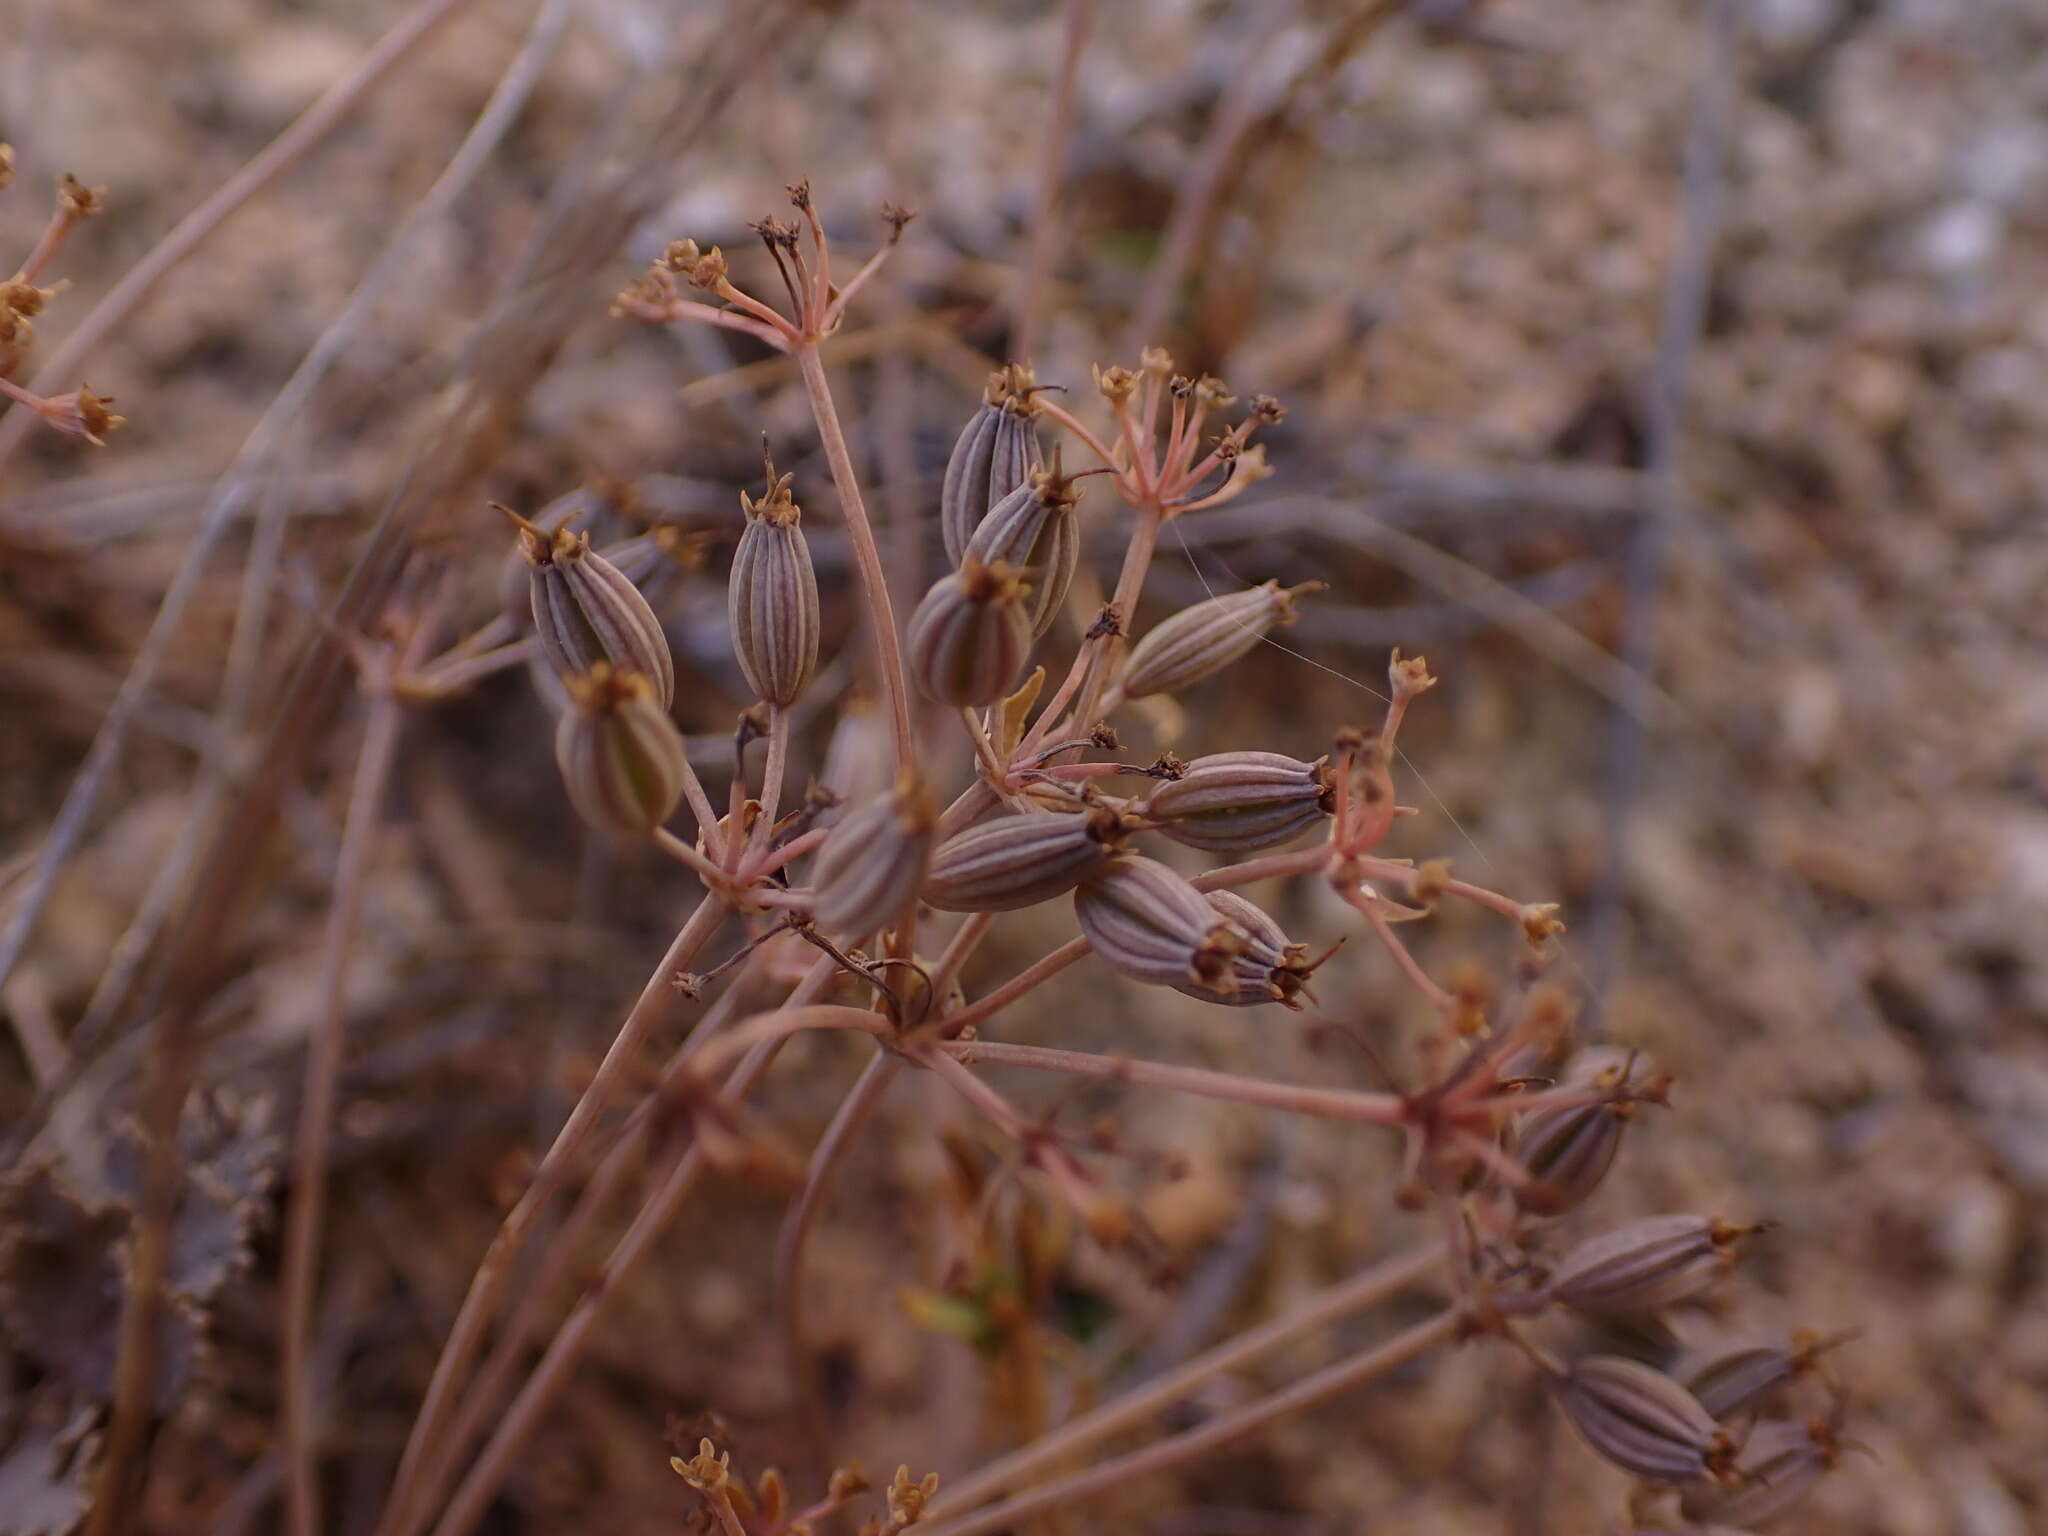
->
[2,0,2045,1532]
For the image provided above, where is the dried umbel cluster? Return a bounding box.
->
[0,150,124,446]
[365,183,1858,1536]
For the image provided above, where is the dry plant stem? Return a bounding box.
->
[1190,846,1327,891]
[279,689,407,1536]
[937,1040,1404,1125]
[930,912,998,1000]
[1350,890,1456,1017]
[774,1048,903,1417]
[0,0,478,478]
[921,1308,1460,1536]
[794,341,913,764]
[945,936,1091,1034]
[654,827,731,887]
[1011,0,1094,361]
[407,974,762,1526]
[385,895,728,1532]
[929,1241,1445,1517]
[1069,502,1163,729]
[747,706,791,861]
[429,959,839,1536]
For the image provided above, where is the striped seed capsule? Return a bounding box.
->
[1550,1356,1735,1487]
[1175,889,1319,1009]
[1682,1333,1831,1421]
[1680,1420,1833,1527]
[1546,1215,1757,1318]
[907,558,1033,706]
[1511,1050,1652,1216]
[962,456,1082,640]
[509,507,675,707]
[1119,580,1321,699]
[924,806,1127,913]
[553,665,687,840]
[1143,751,1336,853]
[942,363,1043,565]
[812,774,938,941]
[728,468,820,707]
[1074,856,1245,997]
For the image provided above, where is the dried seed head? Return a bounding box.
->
[1546,1215,1759,1318]
[812,773,938,941]
[1512,1051,1658,1216]
[1074,856,1246,996]
[729,464,820,706]
[554,665,687,839]
[1119,581,1321,699]
[1551,1356,1736,1487]
[924,806,1127,913]
[907,558,1034,706]
[1143,750,1336,853]
[509,506,676,707]
[1682,1332,1837,1421]
[963,452,1083,639]
[941,364,1044,564]
[1176,890,1323,1009]
[1680,1419,1836,1527]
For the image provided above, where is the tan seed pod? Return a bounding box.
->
[1680,1420,1833,1527]
[509,508,675,707]
[962,456,1081,640]
[1074,856,1245,996]
[924,806,1126,913]
[1546,1215,1755,1318]
[1173,889,1320,1009]
[907,558,1034,706]
[812,774,938,941]
[1511,1051,1654,1216]
[554,665,687,839]
[728,469,820,707]
[942,363,1043,564]
[1551,1356,1734,1487]
[1682,1332,1835,1421]
[1144,751,1336,853]
[1119,580,1321,699]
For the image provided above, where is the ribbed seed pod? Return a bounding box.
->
[1144,751,1336,853]
[510,509,675,707]
[728,470,820,707]
[1119,580,1320,699]
[963,459,1081,639]
[907,559,1033,706]
[941,363,1043,564]
[1546,1215,1755,1317]
[1680,1421,1832,1527]
[1173,889,1319,1009]
[1075,856,1245,996]
[1682,1336,1824,1421]
[1550,1356,1734,1487]
[554,665,687,839]
[812,775,937,941]
[924,807,1126,913]
[1511,1051,1651,1216]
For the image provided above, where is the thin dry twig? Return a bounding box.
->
[279,685,408,1536]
